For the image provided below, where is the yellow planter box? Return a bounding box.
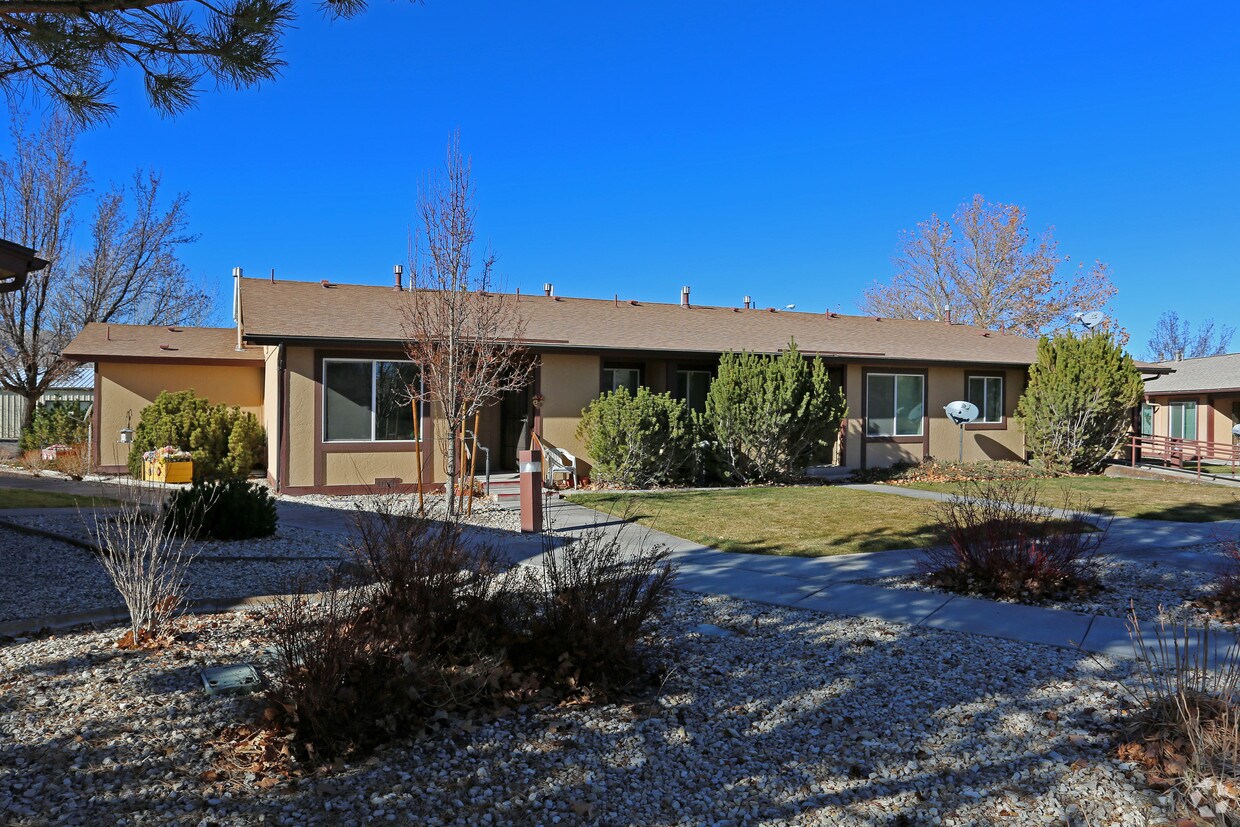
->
[143,459,193,484]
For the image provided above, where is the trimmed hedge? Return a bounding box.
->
[127,390,265,481]
[167,478,277,540]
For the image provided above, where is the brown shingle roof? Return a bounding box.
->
[62,323,265,363]
[239,278,1039,366]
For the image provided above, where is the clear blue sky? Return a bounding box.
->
[7,2,1238,351]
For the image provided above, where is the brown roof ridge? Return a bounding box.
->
[242,277,1032,340]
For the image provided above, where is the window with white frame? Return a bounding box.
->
[967,375,1004,424]
[1168,400,1198,441]
[603,363,643,394]
[866,373,924,437]
[323,359,420,442]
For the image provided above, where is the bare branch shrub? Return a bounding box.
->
[922,478,1105,600]
[54,440,95,480]
[261,498,677,763]
[1116,612,1240,823]
[1198,539,1240,623]
[93,492,196,645]
[520,521,676,692]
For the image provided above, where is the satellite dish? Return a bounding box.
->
[944,401,980,426]
[1233,423,1240,437]
[1079,311,1106,330]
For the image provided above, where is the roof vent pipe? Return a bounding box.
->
[1175,349,1185,362]
[681,286,691,308]
[393,264,403,291]
[743,295,752,309]
[543,282,553,297]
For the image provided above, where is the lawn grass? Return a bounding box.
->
[0,488,119,509]
[568,486,945,556]
[899,476,1240,522]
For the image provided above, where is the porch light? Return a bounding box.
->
[0,238,48,293]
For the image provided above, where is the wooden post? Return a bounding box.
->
[412,400,424,515]
[466,410,480,516]
[458,416,468,514]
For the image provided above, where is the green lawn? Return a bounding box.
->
[0,488,119,509]
[899,476,1240,522]
[568,487,945,556]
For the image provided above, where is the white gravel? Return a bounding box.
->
[855,543,1234,629]
[278,491,522,535]
[0,520,348,623]
[0,591,1169,826]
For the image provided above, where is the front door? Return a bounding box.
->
[499,385,532,471]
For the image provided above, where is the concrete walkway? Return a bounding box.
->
[4,467,1238,661]
[534,499,1236,661]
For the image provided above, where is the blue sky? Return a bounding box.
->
[6,2,1238,351]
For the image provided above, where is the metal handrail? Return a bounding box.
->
[1128,433,1240,479]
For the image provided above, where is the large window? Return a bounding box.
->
[967,375,1004,424]
[1168,400,1198,441]
[866,373,924,437]
[676,369,713,414]
[603,363,643,394]
[324,359,420,442]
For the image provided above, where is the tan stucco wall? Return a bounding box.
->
[847,364,1027,469]
[927,366,1026,463]
[538,352,602,464]
[324,452,421,487]
[96,361,263,470]
[1146,392,1240,445]
[285,346,317,487]
[262,346,280,476]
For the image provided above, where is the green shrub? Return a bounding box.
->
[19,399,90,451]
[703,340,847,484]
[127,390,265,480]
[167,478,277,540]
[1016,332,1144,474]
[576,386,695,488]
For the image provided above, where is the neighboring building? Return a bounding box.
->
[63,276,1041,494]
[1141,352,1240,449]
[0,366,95,442]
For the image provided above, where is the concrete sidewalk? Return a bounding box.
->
[543,498,1236,661]
[3,467,1236,662]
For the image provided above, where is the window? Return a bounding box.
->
[967,375,1004,424]
[676,369,712,414]
[866,373,924,437]
[603,363,643,394]
[1168,401,1197,441]
[323,359,420,442]
[1140,403,1155,437]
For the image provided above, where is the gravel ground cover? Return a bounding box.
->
[854,543,1232,629]
[278,492,522,535]
[1,592,1170,826]
[0,496,521,624]
[0,520,348,624]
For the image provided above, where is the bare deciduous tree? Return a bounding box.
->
[0,0,415,125]
[0,111,207,431]
[860,195,1118,337]
[1146,311,1235,362]
[401,134,533,516]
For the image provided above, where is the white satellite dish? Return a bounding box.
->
[1233,423,1240,438]
[945,400,979,461]
[944,400,980,425]
[1078,311,1106,330]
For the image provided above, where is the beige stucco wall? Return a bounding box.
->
[262,346,280,476]
[538,352,602,465]
[927,366,1026,463]
[96,360,263,471]
[1146,392,1240,445]
[845,364,1027,469]
[284,346,317,488]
